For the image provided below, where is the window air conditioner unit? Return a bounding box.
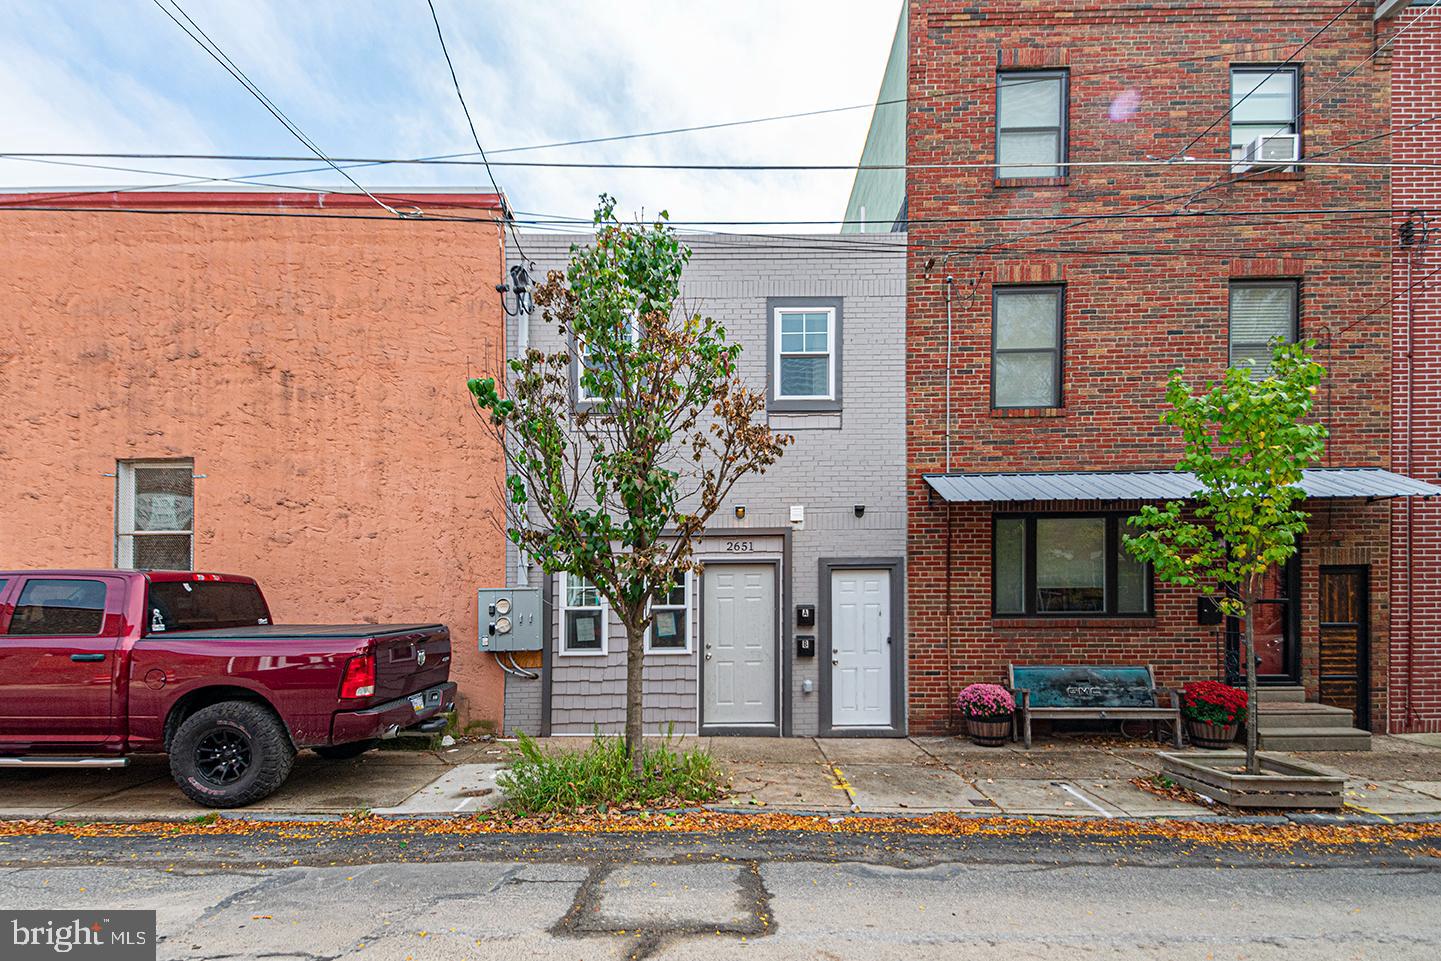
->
[1237,133,1299,172]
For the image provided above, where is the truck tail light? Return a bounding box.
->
[339,654,376,699]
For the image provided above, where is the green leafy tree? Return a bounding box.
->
[469,196,791,774]
[1124,340,1327,774]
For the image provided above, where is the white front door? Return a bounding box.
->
[703,564,777,728]
[831,568,891,728]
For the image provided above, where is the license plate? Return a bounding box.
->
[409,693,424,713]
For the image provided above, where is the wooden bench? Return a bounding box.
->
[1008,664,1183,749]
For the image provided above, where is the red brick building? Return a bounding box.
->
[1391,1,1441,733]
[899,1,1440,738]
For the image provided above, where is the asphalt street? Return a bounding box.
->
[0,827,1438,960]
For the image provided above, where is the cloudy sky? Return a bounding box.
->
[0,0,902,230]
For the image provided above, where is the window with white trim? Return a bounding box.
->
[560,572,607,655]
[577,312,640,403]
[646,574,691,654]
[116,460,194,571]
[774,307,835,400]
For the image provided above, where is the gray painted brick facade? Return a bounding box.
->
[500,232,905,737]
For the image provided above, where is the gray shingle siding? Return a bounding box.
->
[501,232,905,736]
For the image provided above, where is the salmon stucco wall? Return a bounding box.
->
[0,199,510,729]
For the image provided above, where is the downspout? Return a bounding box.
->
[945,272,955,473]
[946,502,956,733]
[943,271,956,731]
[1405,246,1416,730]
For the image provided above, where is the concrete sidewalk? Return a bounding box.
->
[714,734,1441,819]
[3,734,1441,822]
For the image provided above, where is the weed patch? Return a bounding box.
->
[498,731,723,815]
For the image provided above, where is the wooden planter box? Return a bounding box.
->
[1158,752,1344,810]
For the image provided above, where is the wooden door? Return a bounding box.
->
[1319,566,1369,730]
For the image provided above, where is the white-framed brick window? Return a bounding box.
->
[560,572,608,656]
[646,572,692,655]
[774,306,836,400]
[116,459,194,571]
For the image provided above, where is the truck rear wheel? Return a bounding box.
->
[313,739,380,760]
[170,701,295,808]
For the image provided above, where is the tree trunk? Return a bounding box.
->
[1242,580,1260,776]
[622,609,646,779]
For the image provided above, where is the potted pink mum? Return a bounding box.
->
[957,683,1016,746]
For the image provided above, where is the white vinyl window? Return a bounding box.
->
[774,307,835,400]
[1229,281,1297,379]
[116,460,194,571]
[560,572,608,656]
[577,312,640,403]
[646,573,692,655]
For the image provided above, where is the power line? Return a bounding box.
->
[8,152,1437,173]
[1172,0,1362,159]
[149,0,407,218]
[3,200,1421,235]
[423,0,528,261]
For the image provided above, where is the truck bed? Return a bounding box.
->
[161,624,445,640]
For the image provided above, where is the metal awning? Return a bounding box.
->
[924,468,1441,504]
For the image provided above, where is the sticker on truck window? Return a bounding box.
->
[150,609,166,632]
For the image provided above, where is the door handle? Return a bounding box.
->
[71,653,106,663]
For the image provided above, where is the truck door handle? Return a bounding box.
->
[70,653,106,662]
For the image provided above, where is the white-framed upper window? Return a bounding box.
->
[577,312,641,403]
[774,307,836,400]
[646,572,692,655]
[116,459,194,571]
[560,572,608,656]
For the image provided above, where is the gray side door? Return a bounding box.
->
[702,563,777,728]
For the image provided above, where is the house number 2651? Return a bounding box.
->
[725,541,755,553]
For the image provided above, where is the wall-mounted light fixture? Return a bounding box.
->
[734,505,747,520]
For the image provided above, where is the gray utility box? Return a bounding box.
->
[477,587,543,652]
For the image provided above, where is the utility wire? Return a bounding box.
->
[149,0,408,218]
[423,0,528,260]
[10,152,1440,173]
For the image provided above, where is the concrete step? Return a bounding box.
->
[1255,686,1307,704]
[1256,702,1357,729]
[1257,727,1372,752]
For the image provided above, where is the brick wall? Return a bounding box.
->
[1390,3,1441,734]
[905,2,1395,733]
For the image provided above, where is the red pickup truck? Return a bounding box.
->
[0,570,455,807]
